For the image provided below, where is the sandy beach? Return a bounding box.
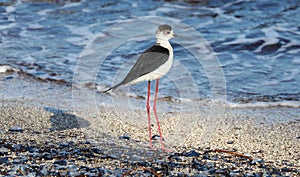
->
[1,0,300,176]
[0,101,299,176]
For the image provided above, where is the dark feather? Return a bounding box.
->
[104,45,169,92]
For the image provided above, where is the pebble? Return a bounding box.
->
[54,159,67,166]
[91,147,102,154]
[0,147,9,155]
[0,141,294,176]
[182,150,200,157]
[59,142,70,147]
[226,140,234,144]
[9,126,23,132]
[12,158,22,164]
[42,152,53,160]
[251,158,264,165]
[152,135,161,140]
[0,157,9,164]
[119,135,130,140]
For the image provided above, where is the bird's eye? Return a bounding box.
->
[166,31,170,34]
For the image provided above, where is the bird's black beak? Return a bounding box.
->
[173,34,178,37]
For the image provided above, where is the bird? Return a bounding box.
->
[104,24,176,151]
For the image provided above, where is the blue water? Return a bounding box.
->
[1,0,300,107]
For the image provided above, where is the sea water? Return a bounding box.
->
[0,0,300,109]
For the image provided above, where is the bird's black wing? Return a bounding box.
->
[104,45,169,92]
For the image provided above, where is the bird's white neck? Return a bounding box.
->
[156,38,173,52]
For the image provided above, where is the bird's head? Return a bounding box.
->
[155,24,176,41]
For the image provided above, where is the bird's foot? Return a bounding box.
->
[149,144,172,152]
[161,148,173,153]
[149,146,158,151]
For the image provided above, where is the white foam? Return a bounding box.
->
[285,41,300,55]
[261,80,280,86]
[223,0,254,9]
[28,23,44,30]
[65,24,95,46]
[227,101,300,108]
[282,68,299,82]
[226,71,242,76]
[147,6,174,16]
[287,49,300,55]
[254,27,280,53]
[275,26,300,36]
[66,24,93,37]
[23,55,37,63]
[61,2,82,9]
[222,33,258,45]
[37,9,52,16]
[292,58,300,64]
[5,6,16,13]
[0,65,17,73]
[243,62,255,68]
[213,7,242,22]
[82,8,91,13]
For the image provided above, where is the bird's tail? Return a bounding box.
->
[102,87,112,93]
[102,83,122,93]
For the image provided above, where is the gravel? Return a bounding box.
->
[0,103,299,176]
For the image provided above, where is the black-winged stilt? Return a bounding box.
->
[105,24,176,151]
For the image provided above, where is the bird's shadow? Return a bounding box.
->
[44,107,90,131]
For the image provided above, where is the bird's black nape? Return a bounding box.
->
[158,24,172,31]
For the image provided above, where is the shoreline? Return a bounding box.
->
[0,102,299,176]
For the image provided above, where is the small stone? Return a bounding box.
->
[0,157,9,164]
[30,152,40,157]
[84,172,98,176]
[42,152,53,160]
[215,170,230,176]
[244,166,253,171]
[56,165,66,170]
[0,147,9,155]
[12,158,22,164]
[91,148,102,154]
[67,164,78,170]
[27,173,36,177]
[254,172,263,176]
[9,126,23,132]
[182,150,200,157]
[26,146,39,153]
[54,159,67,166]
[68,141,75,146]
[59,150,69,156]
[251,158,264,165]
[152,135,161,140]
[282,167,292,172]
[5,76,13,80]
[226,140,234,144]
[60,142,70,147]
[12,144,23,151]
[119,135,130,140]
[76,157,87,161]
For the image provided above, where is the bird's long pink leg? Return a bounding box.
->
[153,79,166,150]
[147,81,153,149]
